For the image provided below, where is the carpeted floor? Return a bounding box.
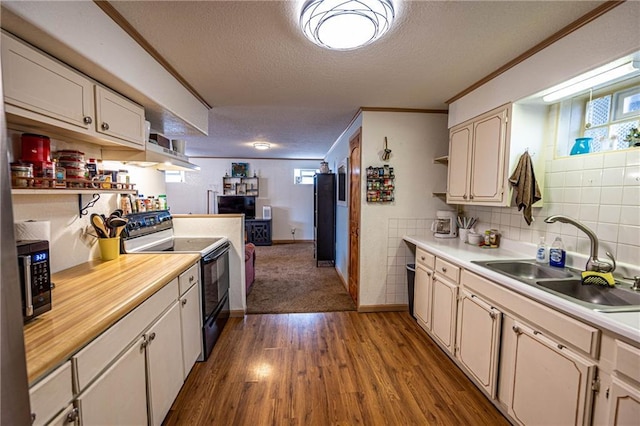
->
[246,242,356,314]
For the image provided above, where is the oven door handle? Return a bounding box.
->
[203,242,230,263]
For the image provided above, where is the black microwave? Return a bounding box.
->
[17,240,52,321]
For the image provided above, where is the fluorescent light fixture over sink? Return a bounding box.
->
[543,60,640,103]
[253,142,271,150]
[300,0,395,50]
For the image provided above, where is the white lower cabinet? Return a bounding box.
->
[47,403,79,426]
[29,361,74,426]
[455,290,502,398]
[180,282,203,379]
[414,263,433,331]
[507,321,596,426]
[146,302,184,426]
[608,377,640,425]
[430,274,458,353]
[78,336,148,425]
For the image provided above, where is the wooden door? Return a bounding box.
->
[509,321,596,426]
[78,337,147,425]
[447,124,472,203]
[414,264,433,332]
[348,129,361,305]
[470,107,508,203]
[456,290,502,398]
[431,275,458,353]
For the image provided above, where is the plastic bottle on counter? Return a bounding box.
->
[536,237,548,264]
[158,194,167,210]
[549,237,566,268]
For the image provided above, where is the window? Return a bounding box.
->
[165,170,185,183]
[294,168,316,185]
[582,84,640,152]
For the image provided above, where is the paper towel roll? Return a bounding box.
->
[15,220,51,242]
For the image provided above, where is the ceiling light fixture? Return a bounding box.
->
[300,0,395,51]
[542,60,640,103]
[253,142,271,150]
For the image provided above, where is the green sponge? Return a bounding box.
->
[581,271,615,287]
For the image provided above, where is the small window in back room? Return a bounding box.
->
[294,168,317,185]
[571,84,640,153]
[165,170,185,183]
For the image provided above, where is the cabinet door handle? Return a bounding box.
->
[420,256,425,261]
[189,275,195,283]
[463,194,468,199]
[83,116,92,124]
[441,267,447,273]
[101,122,110,131]
[182,299,188,306]
[65,407,79,423]
[140,339,148,351]
[148,332,156,341]
[31,413,36,424]
[489,311,496,320]
[469,194,474,200]
[426,271,431,277]
[512,325,521,334]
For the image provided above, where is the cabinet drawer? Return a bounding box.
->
[463,270,600,357]
[435,257,460,283]
[30,361,73,426]
[614,340,640,383]
[416,247,435,269]
[73,278,178,391]
[178,263,199,296]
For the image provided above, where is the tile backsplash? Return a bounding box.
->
[385,218,431,305]
[464,148,640,266]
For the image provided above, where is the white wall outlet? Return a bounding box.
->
[290,227,296,235]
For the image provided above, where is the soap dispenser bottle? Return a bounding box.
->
[549,237,566,268]
[536,237,547,264]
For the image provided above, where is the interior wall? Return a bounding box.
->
[166,158,319,241]
[9,129,167,273]
[448,2,640,127]
[325,111,449,308]
[324,114,363,285]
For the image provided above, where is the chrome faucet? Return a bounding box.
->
[544,215,616,273]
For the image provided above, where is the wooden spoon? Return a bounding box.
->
[90,214,109,239]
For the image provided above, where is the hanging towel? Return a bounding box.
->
[509,151,541,226]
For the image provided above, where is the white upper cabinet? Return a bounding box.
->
[1,31,145,149]
[94,86,145,145]
[2,31,93,130]
[447,104,510,205]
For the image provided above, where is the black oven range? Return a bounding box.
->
[122,210,230,360]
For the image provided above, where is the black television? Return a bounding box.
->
[217,195,256,219]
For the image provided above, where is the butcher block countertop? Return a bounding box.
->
[23,253,201,385]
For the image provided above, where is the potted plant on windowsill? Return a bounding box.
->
[624,126,640,147]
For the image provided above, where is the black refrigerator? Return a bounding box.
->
[314,173,336,266]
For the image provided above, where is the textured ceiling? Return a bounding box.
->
[108,0,605,159]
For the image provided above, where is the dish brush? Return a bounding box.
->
[581,271,615,287]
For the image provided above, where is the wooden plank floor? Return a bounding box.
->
[163,312,510,425]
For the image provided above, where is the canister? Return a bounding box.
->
[11,162,33,187]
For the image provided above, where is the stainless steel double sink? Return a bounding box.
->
[471,259,640,313]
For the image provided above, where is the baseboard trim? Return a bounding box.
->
[358,304,408,313]
[336,268,348,292]
[272,239,313,244]
[230,309,246,318]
